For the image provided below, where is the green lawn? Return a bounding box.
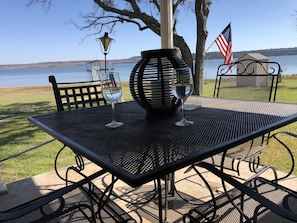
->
[0,78,297,183]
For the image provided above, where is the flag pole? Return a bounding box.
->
[205,40,216,53]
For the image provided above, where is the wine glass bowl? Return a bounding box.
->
[101,72,123,128]
[171,67,194,126]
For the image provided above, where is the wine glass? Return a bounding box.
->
[101,71,123,128]
[171,67,194,126]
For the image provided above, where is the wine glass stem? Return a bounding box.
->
[111,101,115,123]
[181,99,185,120]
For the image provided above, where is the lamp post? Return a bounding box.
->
[97,32,113,73]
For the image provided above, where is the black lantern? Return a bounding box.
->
[97,32,113,72]
[129,49,188,118]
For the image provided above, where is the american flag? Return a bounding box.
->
[215,23,233,69]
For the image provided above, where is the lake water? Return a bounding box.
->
[0,55,296,87]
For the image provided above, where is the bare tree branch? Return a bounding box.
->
[27,0,210,94]
[26,0,52,11]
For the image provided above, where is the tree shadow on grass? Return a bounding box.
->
[0,101,56,153]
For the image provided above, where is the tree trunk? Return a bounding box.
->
[194,0,210,95]
[174,34,193,71]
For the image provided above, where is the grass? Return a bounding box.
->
[0,78,297,183]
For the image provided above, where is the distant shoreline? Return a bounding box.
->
[1,47,297,70]
[0,57,141,70]
[204,47,297,60]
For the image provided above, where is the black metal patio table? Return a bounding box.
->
[28,96,297,222]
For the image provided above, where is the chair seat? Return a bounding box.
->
[2,184,96,223]
[184,162,297,223]
[1,171,135,223]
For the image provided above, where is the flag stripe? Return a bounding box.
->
[215,24,233,68]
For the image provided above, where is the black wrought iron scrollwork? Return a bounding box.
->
[218,59,279,76]
[54,145,87,183]
[214,58,281,102]
[54,145,68,182]
[248,151,263,173]
[268,131,296,181]
[74,153,85,171]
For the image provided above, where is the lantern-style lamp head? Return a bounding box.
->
[98,32,113,55]
[97,32,114,72]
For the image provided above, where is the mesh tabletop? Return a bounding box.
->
[28,96,297,187]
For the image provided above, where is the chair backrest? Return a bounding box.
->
[49,75,107,112]
[213,59,281,102]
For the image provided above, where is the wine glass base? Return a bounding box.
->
[175,119,194,127]
[105,121,123,128]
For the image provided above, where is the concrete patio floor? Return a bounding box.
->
[1,158,297,222]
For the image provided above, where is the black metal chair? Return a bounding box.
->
[184,132,297,223]
[0,74,135,221]
[205,58,281,177]
[0,75,136,222]
[184,126,297,223]
[48,75,109,181]
[48,75,139,221]
[184,131,297,222]
[174,59,282,205]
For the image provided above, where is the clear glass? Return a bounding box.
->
[101,71,123,128]
[171,67,194,126]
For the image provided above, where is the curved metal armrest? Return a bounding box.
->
[0,169,106,221]
[198,162,297,222]
[269,130,297,140]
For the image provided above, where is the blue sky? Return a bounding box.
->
[0,0,296,65]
